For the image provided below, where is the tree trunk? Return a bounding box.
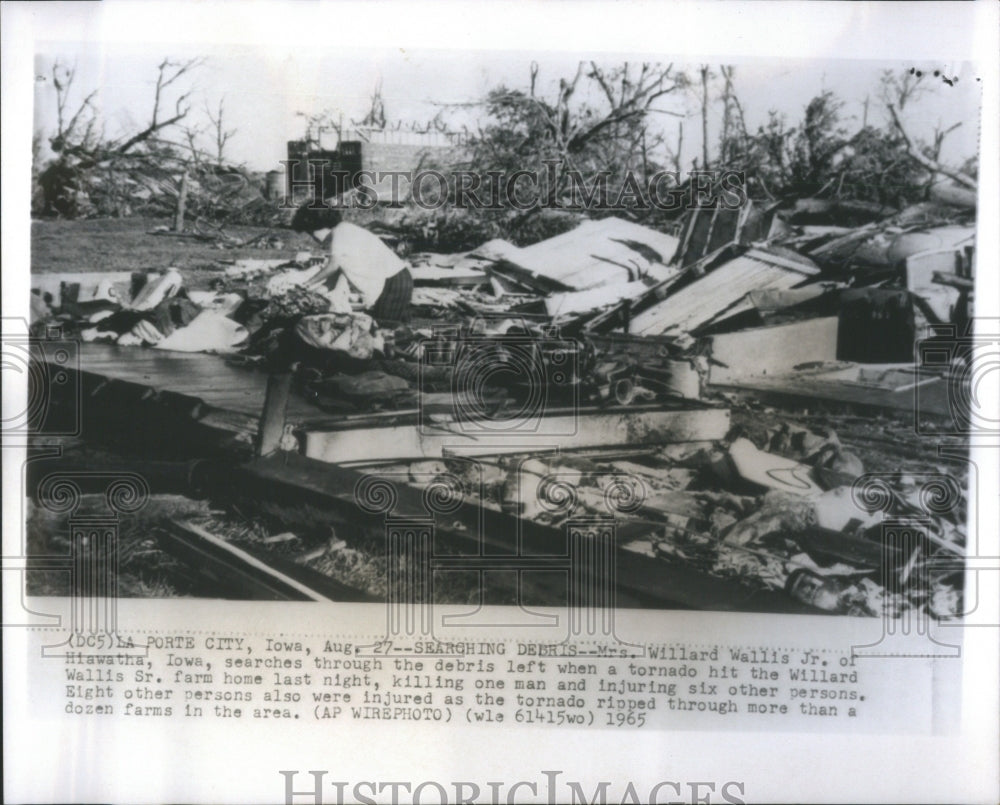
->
[700,66,710,170]
[674,122,683,175]
[173,169,189,232]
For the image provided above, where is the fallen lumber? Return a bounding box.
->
[299,405,730,463]
[932,271,974,291]
[192,452,821,614]
[711,367,954,418]
[160,518,372,601]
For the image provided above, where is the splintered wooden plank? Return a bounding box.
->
[225,453,818,614]
[161,519,329,600]
[52,345,734,466]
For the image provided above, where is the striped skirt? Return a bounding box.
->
[370,267,413,323]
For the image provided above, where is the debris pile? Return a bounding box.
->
[38,154,286,227]
[364,409,964,618]
[31,191,974,617]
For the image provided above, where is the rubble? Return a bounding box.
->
[483,216,680,292]
[153,310,249,352]
[294,312,385,360]
[31,195,973,618]
[628,247,820,337]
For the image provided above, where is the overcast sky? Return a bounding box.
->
[33,45,982,173]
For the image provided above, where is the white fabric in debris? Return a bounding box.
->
[130,268,183,311]
[294,312,384,360]
[153,311,248,353]
[728,438,823,496]
[320,274,354,314]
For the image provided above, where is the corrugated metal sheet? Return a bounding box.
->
[630,249,819,337]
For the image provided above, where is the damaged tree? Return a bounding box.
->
[886,103,977,192]
[205,96,238,167]
[34,58,278,226]
[39,58,202,217]
[466,62,688,219]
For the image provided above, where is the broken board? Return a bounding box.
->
[300,407,730,463]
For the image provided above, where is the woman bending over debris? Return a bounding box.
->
[291,204,413,322]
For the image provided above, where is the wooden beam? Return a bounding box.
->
[161,519,371,601]
[299,407,731,463]
[256,372,293,457]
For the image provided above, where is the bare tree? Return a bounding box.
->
[49,61,99,154]
[38,57,205,217]
[880,67,975,190]
[717,65,748,164]
[205,96,237,165]
[46,57,203,165]
[887,104,976,189]
[114,57,204,155]
[579,62,684,155]
[355,79,387,130]
[879,68,929,114]
[670,121,684,175]
[489,61,686,190]
[698,65,713,169]
[182,122,207,168]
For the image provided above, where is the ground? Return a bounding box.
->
[31,216,317,279]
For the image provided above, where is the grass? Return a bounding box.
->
[26,492,212,598]
[31,216,318,279]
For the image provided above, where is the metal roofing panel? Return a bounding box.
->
[630,251,818,336]
[496,217,680,290]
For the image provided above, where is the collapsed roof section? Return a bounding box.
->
[628,248,820,338]
[479,216,680,293]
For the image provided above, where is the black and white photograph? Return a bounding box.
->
[21,50,984,615]
[3,2,998,803]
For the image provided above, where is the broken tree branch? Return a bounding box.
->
[113,58,203,156]
[888,104,977,190]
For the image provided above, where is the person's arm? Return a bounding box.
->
[304,257,340,290]
[303,225,338,289]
